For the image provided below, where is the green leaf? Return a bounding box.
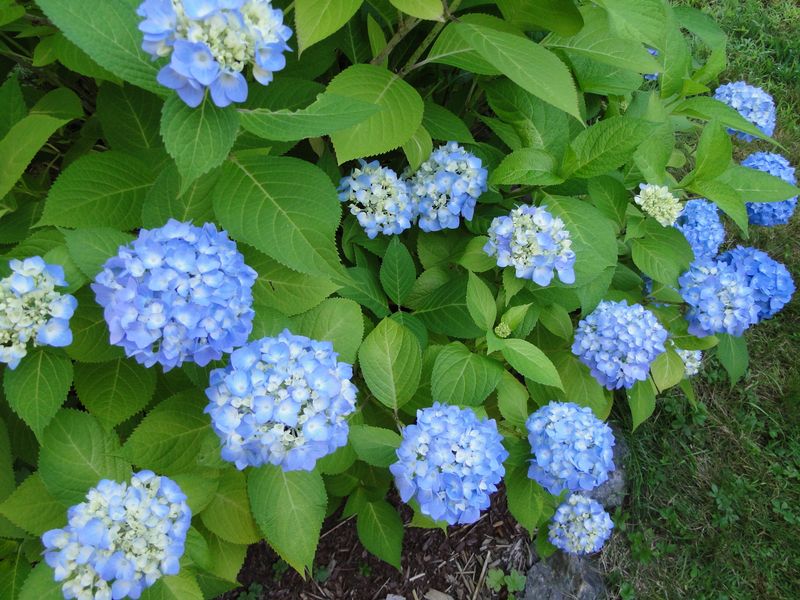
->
[291,298,363,364]
[587,176,628,231]
[0,544,31,600]
[349,424,401,467]
[496,0,583,36]
[466,272,497,331]
[389,0,442,20]
[65,290,125,363]
[501,339,562,390]
[431,342,503,406]
[562,117,652,178]
[96,84,164,155]
[213,155,343,279]
[673,96,772,143]
[553,353,612,419]
[595,0,667,47]
[141,164,218,228]
[358,318,422,410]
[295,0,363,53]
[453,23,580,120]
[505,465,545,536]
[338,266,390,317]
[631,220,693,286]
[356,500,403,569]
[422,102,475,144]
[39,151,155,229]
[3,349,72,440]
[35,0,161,94]
[650,347,685,392]
[140,571,203,600]
[238,93,380,142]
[0,76,26,140]
[366,14,387,64]
[410,271,484,339]
[716,333,748,385]
[18,562,63,600]
[249,465,327,575]
[627,379,656,431]
[717,165,800,203]
[74,359,156,429]
[200,527,248,583]
[0,474,67,536]
[688,179,748,234]
[161,95,239,191]
[380,238,416,306]
[689,120,731,184]
[538,304,573,341]
[489,149,563,186]
[39,409,130,505]
[63,228,133,279]
[457,236,497,273]
[401,124,433,172]
[200,470,260,545]
[326,64,424,163]
[496,370,530,429]
[427,15,520,76]
[121,392,215,475]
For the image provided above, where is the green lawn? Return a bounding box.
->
[603,2,800,598]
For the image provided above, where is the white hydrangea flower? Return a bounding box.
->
[634,184,683,226]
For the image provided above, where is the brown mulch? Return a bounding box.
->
[227,488,534,600]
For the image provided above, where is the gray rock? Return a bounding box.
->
[590,427,629,509]
[523,553,606,600]
[385,595,406,600]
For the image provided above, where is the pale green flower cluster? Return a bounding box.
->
[634,184,683,226]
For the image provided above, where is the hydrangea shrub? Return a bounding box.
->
[0,0,798,595]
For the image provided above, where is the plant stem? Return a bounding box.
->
[371,15,420,66]
[398,0,464,77]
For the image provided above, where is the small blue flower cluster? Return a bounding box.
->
[337,160,415,239]
[713,81,776,141]
[572,300,668,390]
[644,47,659,81]
[673,199,726,260]
[676,348,703,377]
[42,471,191,600]
[718,246,794,321]
[526,402,615,495]
[483,204,576,286]
[93,220,256,371]
[549,494,614,555]
[407,142,488,232]
[205,330,357,471]
[0,257,77,369]
[741,152,797,226]
[390,403,507,525]
[678,258,759,337]
[137,0,292,107]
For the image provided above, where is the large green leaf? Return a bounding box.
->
[96,84,164,155]
[496,370,530,429]
[327,64,424,163]
[454,23,580,120]
[627,379,656,431]
[379,238,416,306]
[356,500,403,569]
[716,333,748,385]
[389,0,442,20]
[141,164,218,228]
[0,543,31,600]
[39,151,155,229]
[65,290,125,363]
[496,0,583,36]
[74,359,156,429]
[18,562,63,600]
[291,298,363,364]
[466,272,497,331]
[685,120,731,184]
[3,349,72,440]
[595,0,667,48]
[249,465,327,575]
[358,318,421,410]
[422,101,475,144]
[295,0,363,53]
[200,470,260,545]
[213,156,343,279]
[39,409,130,505]
[238,93,380,142]
[505,465,545,536]
[35,0,161,93]
[561,117,652,178]
[349,424,401,468]
[63,228,134,279]
[431,342,503,406]
[490,148,563,186]
[673,96,772,142]
[650,347,685,392]
[553,354,612,419]
[427,15,517,76]
[410,271,484,339]
[717,165,800,203]
[0,76,25,139]
[140,571,203,600]
[0,474,67,536]
[631,220,693,286]
[688,179,748,234]
[501,339,563,390]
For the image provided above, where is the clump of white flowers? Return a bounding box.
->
[634,184,683,226]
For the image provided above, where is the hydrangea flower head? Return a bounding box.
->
[0,256,77,369]
[525,402,615,495]
[483,204,576,286]
[407,142,488,232]
[634,184,683,226]
[42,471,191,600]
[205,330,357,471]
[718,246,794,321]
[676,348,702,377]
[644,47,659,81]
[137,0,292,107]
[572,300,668,390]
[674,199,725,260]
[337,160,415,239]
[713,81,776,141]
[549,494,614,555]
[741,152,797,226]
[92,219,256,371]
[678,258,759,337]
[390,403,507,525]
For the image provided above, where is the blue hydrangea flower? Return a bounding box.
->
[713,81,776,141]
[205,330,357,471]
[678,258,759,337]
[572,300,668,390]
[644,47,659,81]
[526,402,615,496]
[138,0,293,107]
[741,152,798,226]
[718,246,794,321]
[42,471,191,600]
[92,220,256,371]
[676,348,702,377]
[337,160,415,239]
[483,204,576,286]
[0,256,77,369]
[407,142,488,232]
[549,494,614,555]
[390,403,507,525]
[674,199,725,260]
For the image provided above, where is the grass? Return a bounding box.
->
[603,2,800,598]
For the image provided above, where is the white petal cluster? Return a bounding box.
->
[634,184,683,227]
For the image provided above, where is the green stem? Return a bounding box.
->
[371,15,421,66]
[398,0,464,76]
